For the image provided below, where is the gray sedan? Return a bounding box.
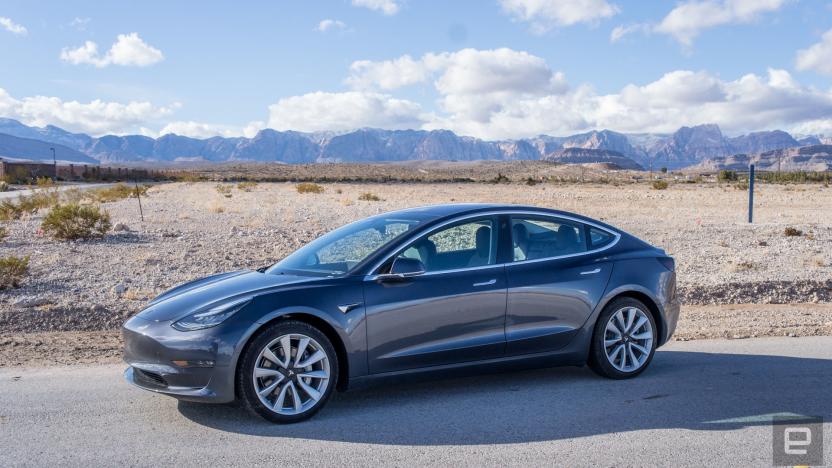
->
[123,204,680,423]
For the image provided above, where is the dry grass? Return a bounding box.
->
[296,183,325,194]
[784,227,803,237]
[651,180,669,190]
[208,202,225,213]
[41,204,111,240]
[0,255,29,289]
[237,181,258,192]
[358,192,382,201]
[87,183,149,203]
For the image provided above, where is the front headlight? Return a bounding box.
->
[171,297,252,331]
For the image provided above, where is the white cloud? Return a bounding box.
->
[338,47,832,139]
[158,121,243,139]
[498,0,619,32]
[60,33,164,67]
[796,29,832,75]
[316,19,346,32]
[610,23,650,43]
[69,17,91,31]
[655,0,788,46]
[0,16,27,35]
[351,0,400,15]
[0,87,179,135]
[266,91,425,132]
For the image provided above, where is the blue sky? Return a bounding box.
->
[2,0,832,139]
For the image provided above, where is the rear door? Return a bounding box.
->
[505,216,615,355]
[363,216,508,374]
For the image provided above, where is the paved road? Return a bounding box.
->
[2,337,831,467]
[0,183,117,200]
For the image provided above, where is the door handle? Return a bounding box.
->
[580,268,601,275]
[473,279,497,287]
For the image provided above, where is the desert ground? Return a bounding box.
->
[1,178,830,366]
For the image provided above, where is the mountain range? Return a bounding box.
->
[1,117,829,170]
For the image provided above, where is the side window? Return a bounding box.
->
[511,217,587,261]
[589,227,615,249]
[394,218,497,272]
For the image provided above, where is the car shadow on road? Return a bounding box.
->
[177,349,832,445]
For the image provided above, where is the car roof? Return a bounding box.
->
[382,203,617,231]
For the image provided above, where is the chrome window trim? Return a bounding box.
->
[363,210,621,280]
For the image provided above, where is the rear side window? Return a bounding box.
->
[589,227,615,249]
[511,217,587,261]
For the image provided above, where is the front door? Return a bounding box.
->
[364,216,508,374]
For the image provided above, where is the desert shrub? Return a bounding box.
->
[19,190,60,212]
[491,173,510,184]
[358,192,382,201]
[0,255,29,289]
[215,184,233,197]
[0,226,6,242]
[660,167,668,174]
[237,181,258,192]
[0,181,9,192]
[296,183,325,194]
[0,201,23,221]
[35,176,55,187]
[89,183,149,203]
[718,170,738,182]
[783,227,802,237]
[41,204,111,240]
[651,180,668,190]
[735,181,749,190]
[525,177,539,186]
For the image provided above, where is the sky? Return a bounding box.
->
[2,0,832,140]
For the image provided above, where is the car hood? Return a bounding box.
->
[136,270,318,322]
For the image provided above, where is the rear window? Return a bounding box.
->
[589,227,615,249]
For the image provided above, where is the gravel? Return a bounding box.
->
[0,181,829,340]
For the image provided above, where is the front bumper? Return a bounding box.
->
[122,315,237,403]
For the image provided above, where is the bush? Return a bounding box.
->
[525,177,539,186]
[491,173,510,184]
[718,170,738,182]
[0,200,23,221]
[0,226,7,242]
[296,183,325,194]
[41,204,112,240]
[215,184,233,197]
[0,181,9,192]
[358,192,382,201]
[0,255,29,289]
[35,176,55,188]
[783,227,803,237]
[237,181,258,192]
[651,180,668,190]
[88,183,149,203]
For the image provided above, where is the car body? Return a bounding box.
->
[123,204,680,422]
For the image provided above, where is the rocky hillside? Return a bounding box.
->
[0,118,827,169]
[696,145,832,172]
[543,147,643,170]
[0,133,96,164]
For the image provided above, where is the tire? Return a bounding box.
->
[588,297,657,379]
[238,320,339,423]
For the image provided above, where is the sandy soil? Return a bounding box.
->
[1,179,830,366]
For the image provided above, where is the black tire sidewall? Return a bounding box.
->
[238,320,339,423]
[589,298,657,379]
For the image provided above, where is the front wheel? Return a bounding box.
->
[238,320,339,423]
[588,298,657,379]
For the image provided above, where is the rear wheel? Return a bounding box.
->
[588,298,657,379]
[238,320,338,423]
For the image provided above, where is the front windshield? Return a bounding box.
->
[267,214,429,276]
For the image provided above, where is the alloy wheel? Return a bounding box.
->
[603,307,654,372]
[252,333,331,416]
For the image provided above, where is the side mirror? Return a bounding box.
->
[378,257,425,281]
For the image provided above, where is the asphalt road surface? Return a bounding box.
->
[2,336,831,467]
